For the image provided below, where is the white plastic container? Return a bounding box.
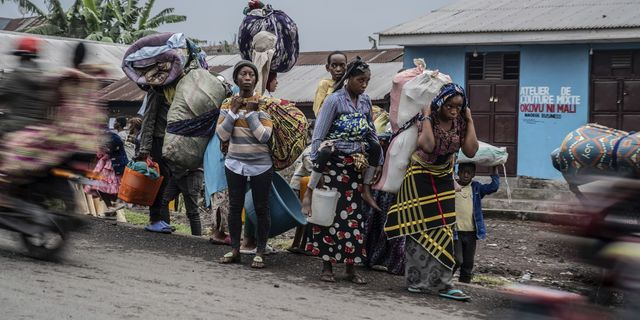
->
[307,187,339,227]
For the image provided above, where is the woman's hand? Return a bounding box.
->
[372,166,382,184]
[464,107,473,122]
[230,96,243,114]
[245,101,259,112]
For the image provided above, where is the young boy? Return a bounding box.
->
[313,51,347,116]
[454,163,500,283]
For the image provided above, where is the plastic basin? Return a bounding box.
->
[244,173,306,237]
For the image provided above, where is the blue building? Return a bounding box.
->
[378,0,640,179]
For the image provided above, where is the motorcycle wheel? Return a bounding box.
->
[20,177,77,260]
[21,230,66,261]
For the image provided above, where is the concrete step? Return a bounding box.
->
[516,176,569,190]
[486,188,578,202]
[482,198,578,213]
[483,209,588,226]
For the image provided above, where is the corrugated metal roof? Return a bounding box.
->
[99,77,146,102]
[0,31,128,79]
[218,62,402,103]
[104,61,402,104]
[295,49,404,65]
[380,0,640,36]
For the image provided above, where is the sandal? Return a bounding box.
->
[219,252,241,264]
[439,289,471,302]
[251,256,265,269]
[320,272,336,283]
[345,273,367,285]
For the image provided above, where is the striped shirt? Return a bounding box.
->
[216,98,273,176]
[311,88,383,165]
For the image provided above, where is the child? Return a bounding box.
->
[454,163,500,283]
[313,51,347,117]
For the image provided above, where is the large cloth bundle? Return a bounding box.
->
[458,141,508,166]
[374,64,452,194]
[262,98,308,170]
[238,2,299,73]
[122,33,208,87]
[551,123,640,184]
[162,69,227,173]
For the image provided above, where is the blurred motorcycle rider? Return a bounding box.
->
[0,36,55,137]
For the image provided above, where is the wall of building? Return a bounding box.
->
[518,44,590,179]
[402,43,638,179]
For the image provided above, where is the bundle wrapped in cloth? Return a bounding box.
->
[238,0,299,73]
[163,69,229,173]
[219,96,308,171]
[122,33,208,87]
[458,141,509,167]
[374,59,452,194]
[551,123,640,185]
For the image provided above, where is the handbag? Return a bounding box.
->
[307,187,339,227]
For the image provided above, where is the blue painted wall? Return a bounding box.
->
[402,43,638,179]
[517,45,590,179]
[404,46,466,85]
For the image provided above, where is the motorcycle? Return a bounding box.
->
[501,176,640,320]
[0,156,100,260]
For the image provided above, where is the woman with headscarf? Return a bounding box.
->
[384,83,478,301]
[216,60,273,269]
[305,58,383,284]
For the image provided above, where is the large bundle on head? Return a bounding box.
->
[163,69,229,173]
[122,33,208,87]
[238,1,299,75]
[374,60,452,194]
[551,123,640,185]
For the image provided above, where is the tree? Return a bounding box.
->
[0,0,187,44]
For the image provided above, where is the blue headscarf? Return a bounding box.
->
[431,83,468,111]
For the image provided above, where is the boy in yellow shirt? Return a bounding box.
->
[312,51,347,116]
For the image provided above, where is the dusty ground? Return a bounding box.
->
[0,218,508,320]
[1,211,617,319]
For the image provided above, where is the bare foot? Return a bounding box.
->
[362,184,382,212]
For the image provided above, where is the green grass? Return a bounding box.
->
[123,209,192,235]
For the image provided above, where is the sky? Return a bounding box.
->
[0,0,450,51]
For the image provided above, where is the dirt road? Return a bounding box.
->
[0,219,502,320]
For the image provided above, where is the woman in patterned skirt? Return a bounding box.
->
[306,58,383,284]
[385,83,478,301]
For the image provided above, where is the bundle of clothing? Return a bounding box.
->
[163,69,228,173]
[238,1,299,74]
[218,96,308,171]
[374,59,452,194]
[552,123,640,185]
[122,33,208,87]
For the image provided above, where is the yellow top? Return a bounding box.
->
[312,79,335,116]
[455,184,475,232]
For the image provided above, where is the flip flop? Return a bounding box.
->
[439,289,471,302]
[219,252,241,264]
[251,256,265,269]
[144,221,172,234]
[320,273,336,283]
[345,273,367,285]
